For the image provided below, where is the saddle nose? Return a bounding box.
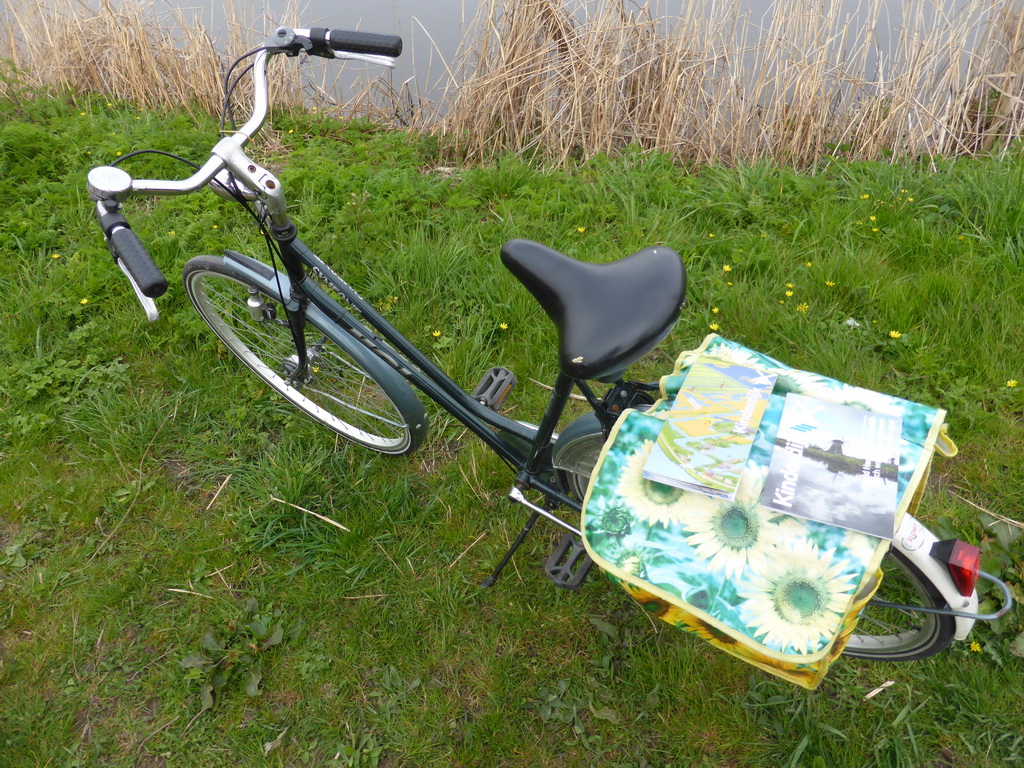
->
[500,239,687,380]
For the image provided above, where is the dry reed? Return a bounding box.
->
[3,0,1023,164]
[0,0,406,124]
[440,0,1024,164]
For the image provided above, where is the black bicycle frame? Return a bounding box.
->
[275,234,597,516]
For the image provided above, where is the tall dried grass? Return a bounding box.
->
[0,0,406,123]
[441,0,1024,164]
[3,0,1023,164]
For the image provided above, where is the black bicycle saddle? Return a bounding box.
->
[500,239,687,381]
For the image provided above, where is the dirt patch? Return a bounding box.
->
[415,438,464,478]
[161,459,204,494]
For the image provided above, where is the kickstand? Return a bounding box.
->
[481,511,540,588]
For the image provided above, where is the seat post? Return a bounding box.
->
[523,371,575,477]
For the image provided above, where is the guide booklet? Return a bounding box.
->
[759,393,902,539]
[642,358,777,498]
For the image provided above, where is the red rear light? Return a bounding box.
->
[930,539,981,597]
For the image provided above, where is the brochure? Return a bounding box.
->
[759,393,902,539]
[642,358,777,498]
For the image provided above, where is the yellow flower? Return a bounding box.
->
[79,112,85,116]
[889,330,902,339]
[872,227,880,232]
[79,298,89,305]
[860,194,870,199]
[726,281,733,286]
[785,290,794,298]
[869,215,877,222]
[722,264,732,273]
[168,230,176,236]
[970,641,982,652]
[51,253,61,259]
[288,129,294,134]
[708,233,715,238]
[785,282,794,288]
[212,224,219,229]
[432,330,442,338]
[115,151,122,157]
[908,197,914,202]
[499,322,509,330]
[760,233,767,238]
[825,280,836,287]
[709,323,720,331]
[1007,380,1018,388]
[577,226,586,233]
[805,261,812,267]
[796,302,809,313]
[711,307,719,314]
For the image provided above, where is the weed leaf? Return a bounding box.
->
[249,615,270,637]
[245,668,263,697]
[590,705,620,724]
[199,683,214,712]
[261,623,284,650]
[180,652,210,670]
[1009,632,1024,659]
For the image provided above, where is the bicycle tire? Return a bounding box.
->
[842,547,955,661]
[556,432,956,661]
[182,255,426,455]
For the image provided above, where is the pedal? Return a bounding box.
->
[471,366,517,410]
[545,532,594,589]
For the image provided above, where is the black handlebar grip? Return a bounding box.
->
[328,29,402,57]
[109,226,168,298]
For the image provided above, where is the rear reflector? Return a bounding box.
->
[930,539,981,597]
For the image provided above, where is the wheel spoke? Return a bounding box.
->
[182,259,421,454]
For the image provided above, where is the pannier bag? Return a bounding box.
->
[580,335,956,688]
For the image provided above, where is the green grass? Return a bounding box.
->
[1,91,1023,767]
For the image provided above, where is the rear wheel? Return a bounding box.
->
[183,255,425,455]
[559,434,956,661]
[843,548,956,661]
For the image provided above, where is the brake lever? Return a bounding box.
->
[117,260,160,322]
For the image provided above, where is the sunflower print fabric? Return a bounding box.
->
[581,335,954,689]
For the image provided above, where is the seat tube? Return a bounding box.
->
[523,372,574,476]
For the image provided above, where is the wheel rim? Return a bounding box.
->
[844,552,948,659]
[188,269,411,452]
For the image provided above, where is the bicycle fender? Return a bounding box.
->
[891,514,979,640]
[217,251,429,445]
[222,250,291,295]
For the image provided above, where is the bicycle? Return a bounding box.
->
[87,24,1011,666]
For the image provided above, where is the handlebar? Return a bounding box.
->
[88,25,401,319]
[103,214,168,298]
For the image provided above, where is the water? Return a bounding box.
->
[157,0,994,110]
[165,0,481,105]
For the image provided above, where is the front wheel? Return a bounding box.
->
[182,255,426,455]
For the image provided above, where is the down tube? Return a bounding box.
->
[287,240,552,464]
